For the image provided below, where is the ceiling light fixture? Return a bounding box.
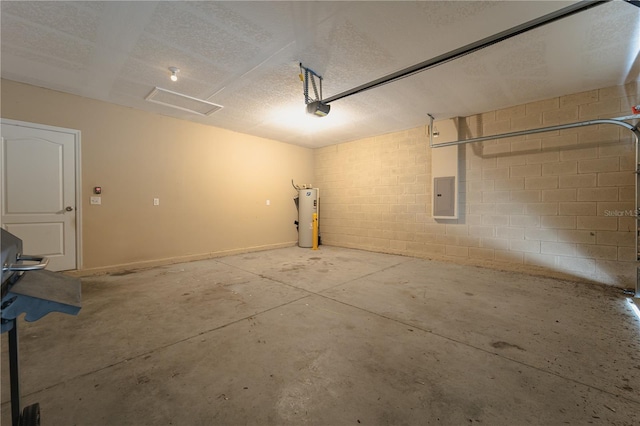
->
[169,66,179,82]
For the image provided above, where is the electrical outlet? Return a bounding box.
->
[153,198,160,206]
[90,196,101,205]
[266,199,270,206]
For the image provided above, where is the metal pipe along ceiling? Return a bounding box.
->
[427,115,640,149]
[322,0,610,105]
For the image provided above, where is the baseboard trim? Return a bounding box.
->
[67,241,297,277]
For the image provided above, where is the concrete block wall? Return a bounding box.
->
[314,82,639,287]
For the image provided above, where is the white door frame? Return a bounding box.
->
[1,118,83,270]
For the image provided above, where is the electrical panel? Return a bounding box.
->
[431,118,459,219]
[433,177,456,217]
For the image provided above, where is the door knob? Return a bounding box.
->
[65,206,74,211]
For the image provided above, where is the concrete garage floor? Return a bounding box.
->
[2,246,640,425]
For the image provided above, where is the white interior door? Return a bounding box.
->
[1,121,80,271]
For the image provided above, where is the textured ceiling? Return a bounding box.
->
[1,1,639,148]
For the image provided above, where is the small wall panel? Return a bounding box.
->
[431,118,459,219]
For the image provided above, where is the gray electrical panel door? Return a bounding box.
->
[434,176,455,217]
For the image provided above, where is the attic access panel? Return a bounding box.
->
[145,87,223,116]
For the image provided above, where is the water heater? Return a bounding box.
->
[298,188,318,248]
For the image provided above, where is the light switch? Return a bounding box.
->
[266,199,270,206]
[153,198,160,206]
[90,196,101,205]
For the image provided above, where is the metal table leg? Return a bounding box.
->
[8,318,21,426]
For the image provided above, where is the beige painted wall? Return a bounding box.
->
[1,79,314,272]
[315,82,639,287]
